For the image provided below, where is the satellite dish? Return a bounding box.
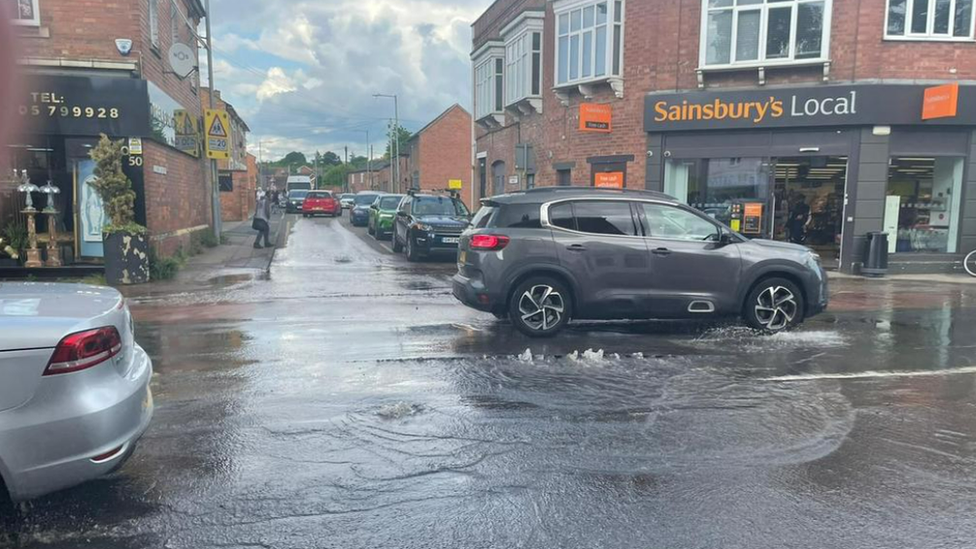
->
[168,43,196,79]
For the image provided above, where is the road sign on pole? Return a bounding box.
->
[204,109,230,160]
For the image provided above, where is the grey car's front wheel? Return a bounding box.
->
[743,278,805,333]
[509,277,572,338]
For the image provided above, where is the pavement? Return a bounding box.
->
[6,213,976,549]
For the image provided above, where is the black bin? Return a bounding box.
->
[862,231,889,277]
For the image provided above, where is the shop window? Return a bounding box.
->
[665,158,772,227]
[885,157,964,254]
[149,0,160,48]
[555,0,624,86]
[701,0,831,68]
[9,0,40,26]
[886,0,974,39]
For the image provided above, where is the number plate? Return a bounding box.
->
[441,237,459,244]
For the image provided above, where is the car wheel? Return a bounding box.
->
[743,277,805,333]
[368,223,375,236]
[392,230,404,252]
[509,276,572,338]
[405,233,421,262]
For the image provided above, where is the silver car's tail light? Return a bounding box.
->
[44,327,123,376]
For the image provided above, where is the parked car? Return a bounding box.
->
[368,194,405,239]
[349,192,380,227]
[0,283,153,502]
[286,189,310,213]
[452,187,828,337]
[339,193,356,211]
[302,190,340,218]
[392,192,471,262]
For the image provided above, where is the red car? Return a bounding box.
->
[302,191,341,218]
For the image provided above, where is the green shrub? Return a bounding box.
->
[199,230,219,248]
[148,248,181,280]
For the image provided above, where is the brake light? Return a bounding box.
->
[44,327,123,376]
[470,234,510,251]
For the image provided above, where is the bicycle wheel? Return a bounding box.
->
[965,250,976,278]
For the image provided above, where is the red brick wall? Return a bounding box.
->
[415,106,474,207]
[474,0,976,193]
[18,1,140,60]
[143,140,211,256]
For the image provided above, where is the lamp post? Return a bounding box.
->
[39,181,62,267]
[16,170,42,268]
[373,94,399,192]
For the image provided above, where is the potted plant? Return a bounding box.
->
[89,134,150,284]
[0,222,26,266]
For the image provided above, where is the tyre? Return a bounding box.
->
[508,276,572,338]
[368,223,375,236]
[965,250,976,278]
[743,277,805,333]
[393,230,404,252]
[405,233,422,262]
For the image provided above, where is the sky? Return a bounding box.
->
[202,0,487,163]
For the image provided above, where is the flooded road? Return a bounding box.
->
[6,214,976,549]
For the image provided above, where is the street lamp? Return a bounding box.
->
[373,93,399,192]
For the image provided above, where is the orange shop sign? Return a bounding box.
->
[579,103,612,133]
[922,83,959,120]
[594,172,624,188]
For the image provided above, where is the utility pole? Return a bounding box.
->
[204,0,220,240]
[373,93,399,192]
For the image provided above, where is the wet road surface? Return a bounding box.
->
[5,214,976,548]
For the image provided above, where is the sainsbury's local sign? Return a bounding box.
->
[644,84,974,132]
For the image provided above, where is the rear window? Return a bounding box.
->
[379,196,403,209]
[413,196,469,216]
[355,194,379,205]
[307,191,332,199]
[492,204,541,229]
[471,206,496,229]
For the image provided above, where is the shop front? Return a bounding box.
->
[2,73,153,269]
[645,84,976,274]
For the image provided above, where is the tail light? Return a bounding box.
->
[44,327,123,376]
[470,234,510,251]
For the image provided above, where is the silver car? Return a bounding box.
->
[0,283,153,502]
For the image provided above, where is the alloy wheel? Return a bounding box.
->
[518,285,565,331]
[965,251,976,278]
[754,286,798,331]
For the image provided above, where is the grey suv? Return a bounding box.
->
[452,187,828,337]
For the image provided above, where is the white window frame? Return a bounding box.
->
[698,0,833,70]
[884,0,976,41]
[553,0,625,89]
[149,0,160,48]
[502,11,545,107]
[472,42,505,121]
[11,0,41,26]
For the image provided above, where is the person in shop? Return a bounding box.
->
[788,193,811,244]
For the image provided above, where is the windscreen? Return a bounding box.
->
[289,190,309,199]
[412,197,469,216]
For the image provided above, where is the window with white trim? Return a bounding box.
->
[555,0,624,86]
[8,0,40,26]
[506,30,542,105]
[474,54,504,120]
[886,0,974,39]
[149,0,160,48]
[701,0,831,68]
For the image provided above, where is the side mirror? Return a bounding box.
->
[717,231,734,245]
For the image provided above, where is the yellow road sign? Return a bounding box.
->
[204,109,230,160]
[448,179,463,190]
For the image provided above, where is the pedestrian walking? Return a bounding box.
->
[253,191,272,249]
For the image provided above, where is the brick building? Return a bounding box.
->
[346,156,408,193]
[201,87,255,222]
[473,0,976,274]
[403,104,474,205]
[2,0,211,264]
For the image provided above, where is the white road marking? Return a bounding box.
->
[763,365,976,382]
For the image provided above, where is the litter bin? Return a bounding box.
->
[862,231,889,277]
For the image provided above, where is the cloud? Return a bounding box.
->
[206,0,483,161]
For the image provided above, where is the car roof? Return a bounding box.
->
[486,186,679,205]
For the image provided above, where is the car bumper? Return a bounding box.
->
[452,272,497,313]
[0,345,154,502]
[807,265,829,316]
[304,207,340,215]
[350,211,369,224]
[286,203,303,212]
[413,233,462,254]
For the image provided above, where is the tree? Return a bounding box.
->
[321,151,342,166]
[384,124,412,158]
[280,151,308,168]
[89,134,144,234]
[322,164,350,188]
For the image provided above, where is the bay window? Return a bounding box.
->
[701,0,831,68]
[555,0,624,87]
[886,0,974,39]
[9,0,41,26]
[502,12,544,108]
[473,43,504,121]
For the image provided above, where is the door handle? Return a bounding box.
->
[566,244,587,252]
[651,247,672,256]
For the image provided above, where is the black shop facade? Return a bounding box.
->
[643,83,976,275]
